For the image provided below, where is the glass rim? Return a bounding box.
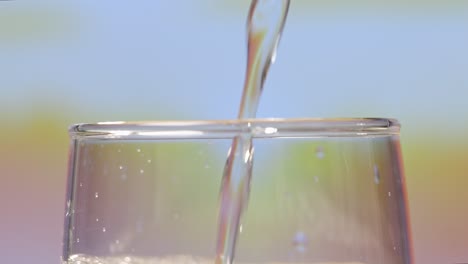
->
[69,117,400,140]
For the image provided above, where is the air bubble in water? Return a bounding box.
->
[136,148,141,153]
[121,174,127,181]
[388,191,392,197]
[140,169,144,174]
[109,239,123,254]
[96,218,99,222]
[147,159,152,163]
[314,176,319,183]
[95,192,99,198]
[373,164,380,184]
[315,146,324,159]
[76,238,79,243]
[119,165,123,170]
[292,231,308,252]
[102,227,106,232]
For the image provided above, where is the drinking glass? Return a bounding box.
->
[62,118,413,264]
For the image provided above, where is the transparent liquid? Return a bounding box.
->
[63,136,410,264]
[216,1,290,263]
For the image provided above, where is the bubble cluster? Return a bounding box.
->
[66,254,216,264]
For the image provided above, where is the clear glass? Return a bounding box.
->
[62,118,413,264]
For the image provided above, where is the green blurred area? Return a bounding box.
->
[3,110,468,221]
[2,112,468,263]
[0,4,77,44]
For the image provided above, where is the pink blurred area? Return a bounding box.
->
[1,1,468,264]
[1,116,68,263]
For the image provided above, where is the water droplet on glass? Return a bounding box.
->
[292,231,308,253]
[102,227,106,232]
[136,148,141,153]
[315,146,324,159]
[95,192,99,198]
[314,176,319,183]
[388,191,392,197]
[373,164,380,184]
[140,169,144,174]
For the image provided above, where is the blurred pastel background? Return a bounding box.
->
[1,1,467,264]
